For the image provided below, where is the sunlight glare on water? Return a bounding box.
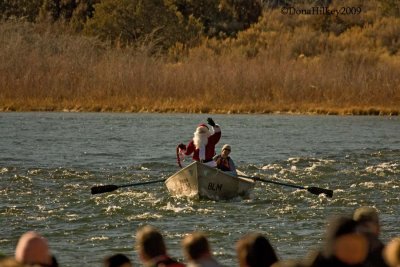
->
[0,113,399,266]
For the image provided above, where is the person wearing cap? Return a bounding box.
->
[213,144,237,176]
[178,118,221,167]
[353,206,389,267]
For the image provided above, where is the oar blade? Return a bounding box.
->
[91,185,119,195]
[307,186,333,198]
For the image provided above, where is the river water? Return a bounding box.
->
[0,113,399,266]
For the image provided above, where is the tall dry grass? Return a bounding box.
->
[0,17,399,115]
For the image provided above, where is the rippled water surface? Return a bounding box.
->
[0,113,399,266]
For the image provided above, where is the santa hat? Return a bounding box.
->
[197,123,209,130]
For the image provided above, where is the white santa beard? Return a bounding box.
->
[193,133,209,150]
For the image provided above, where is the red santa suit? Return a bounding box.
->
[184,124,221,164]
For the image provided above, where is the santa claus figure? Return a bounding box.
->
[178,118,221,167]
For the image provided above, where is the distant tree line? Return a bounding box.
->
[1,0,399,51]
[0,0,264,49]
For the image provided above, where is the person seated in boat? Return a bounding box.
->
[178,118,221,167]
[213,144,237,176]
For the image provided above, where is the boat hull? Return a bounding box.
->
[165,161,254,200]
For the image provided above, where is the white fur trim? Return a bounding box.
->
[212,124,221,133]
[199,145,206,160]
[203,160,217,168]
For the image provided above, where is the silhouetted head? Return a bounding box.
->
[182,232,212,261]
[323,216,368,266]
[236,233,278,267]
[135,225,166,262]
[353,206,380,236]
[104,253,132,267]
[15,231,52,266]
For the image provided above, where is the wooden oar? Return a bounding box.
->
[91,178,167,195]
[238,175,333,198]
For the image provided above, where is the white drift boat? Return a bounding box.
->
[165,161,255,200]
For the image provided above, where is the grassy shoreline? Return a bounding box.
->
[1,14,399,116]
[0,100,398,116]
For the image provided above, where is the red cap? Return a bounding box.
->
[197,123,209,129]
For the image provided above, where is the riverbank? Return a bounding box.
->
[0,101,398,116]
[1,11,399,116]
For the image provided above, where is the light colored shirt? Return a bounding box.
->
[186,257,223,267]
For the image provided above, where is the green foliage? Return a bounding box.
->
[69,0,99,31]
[199,0,400,60]
[378,0,400,17]
[366,17,400,55]
[84,0,201,50]
[39,0,99,32]
[0,0,43,22]
[167,0,262,38]
[38,0,60,22]
[1,0,399,58]
[39,0,80,22]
